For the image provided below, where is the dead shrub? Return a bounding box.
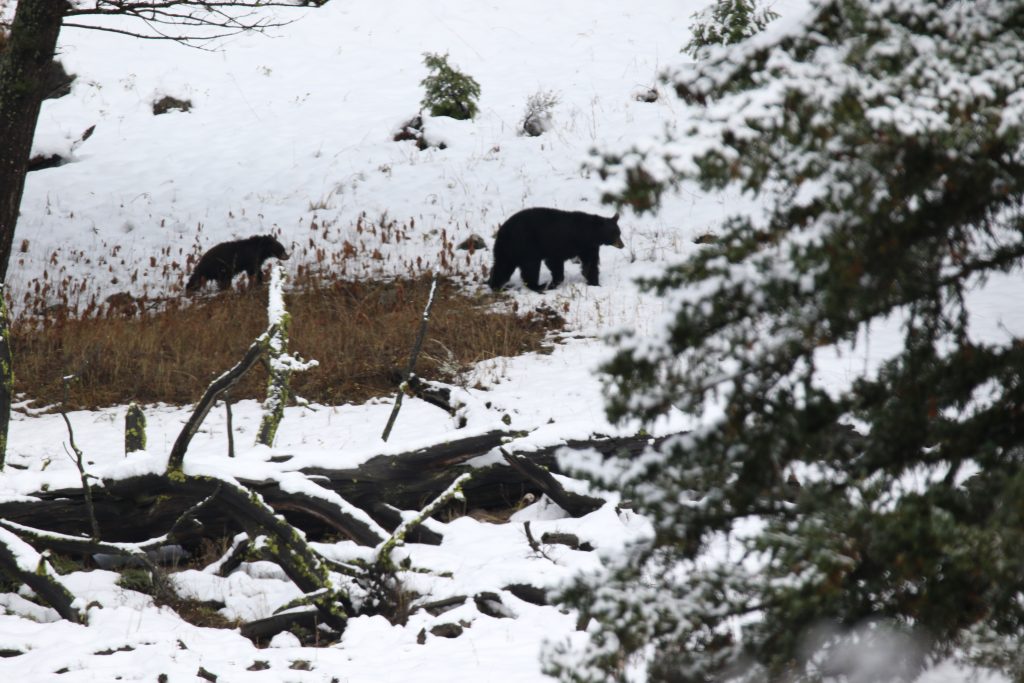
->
[10,276,561,410]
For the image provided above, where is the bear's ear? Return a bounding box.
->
[611,213,619,222]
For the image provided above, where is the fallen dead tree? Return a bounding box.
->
[0,431,662,545]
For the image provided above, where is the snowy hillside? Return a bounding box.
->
[18,0,736,325]
[0,0,1015,681]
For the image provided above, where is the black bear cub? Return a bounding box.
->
[487,208,624,292]
[186,235,289,293]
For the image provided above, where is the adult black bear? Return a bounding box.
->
[185,235,289,293]
[487,208,624,292]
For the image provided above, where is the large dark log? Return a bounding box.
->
[251,480,386,547]
[0,432,670,546]
[239,607,328,645]
[501,450,604,517]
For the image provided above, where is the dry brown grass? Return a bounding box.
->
[10,276,563,410]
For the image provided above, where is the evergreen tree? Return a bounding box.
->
[683,0,778,58]
[420,52,480,120]
[548,1,1024,680]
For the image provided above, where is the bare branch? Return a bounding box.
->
[382,274,439,441]
[167,333,267,473]
[523,521,555,562]
[63,0,310,46]
[61,376,101,541]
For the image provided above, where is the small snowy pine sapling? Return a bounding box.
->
[520,89,560,137]
[420,52,481,120]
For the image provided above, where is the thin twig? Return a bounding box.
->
[382,275,439,441]
[523,521,555,562]
[62,0,307,48]
[60,376,100,541]
[224,390,235,458]
[167,483,222,538]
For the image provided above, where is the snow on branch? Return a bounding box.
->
[374,471,471,570]
[257,265,317,446]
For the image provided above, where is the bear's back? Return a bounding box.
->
[500,208,602,257]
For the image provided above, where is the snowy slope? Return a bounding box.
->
[18,0,728,320]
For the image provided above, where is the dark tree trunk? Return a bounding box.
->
[0,0,68,284]
[0,294,11,469]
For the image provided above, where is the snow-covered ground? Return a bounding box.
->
[0,0,1017,681]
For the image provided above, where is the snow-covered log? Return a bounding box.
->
[0,526,84,624]
[501,449,604,517]
[0,432,667,545]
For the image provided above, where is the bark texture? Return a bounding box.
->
[0,0,68,283]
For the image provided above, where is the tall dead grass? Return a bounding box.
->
[10,276,563,410]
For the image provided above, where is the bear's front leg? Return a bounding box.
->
[243,257,264,285]
[580,256,600,286]
[544,258,565,290]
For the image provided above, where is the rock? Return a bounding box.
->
[153,95,192,115]
[503,583,548,606]
[474,591,515,619]
[540,532,594,551]
[429,623,464,638]
[457,234,487,251]
[632,86,659,103]
[43,60,76,100]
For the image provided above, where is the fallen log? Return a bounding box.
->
[501,450,604,517]
[0,432,671,548]
[0,526,84,624]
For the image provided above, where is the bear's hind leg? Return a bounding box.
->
[519,259,546,293]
